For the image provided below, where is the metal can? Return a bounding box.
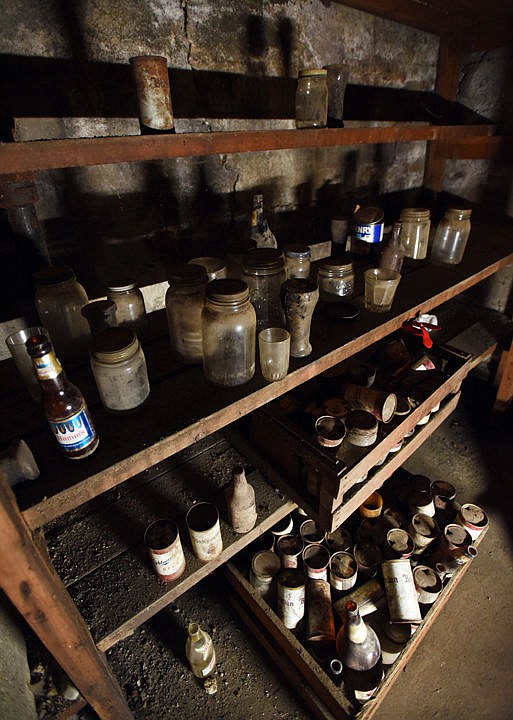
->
[413,565,443,605]
[302,543,331,581]
[408,513,440,555]
[249,550,281,603]
[382,558,422,624]
[329,551,358,592]
[306,580,336,646]
[455,503,489,540]
[186,502,223,563]
[144,519,186,582]
[350,206,384,256]
[277,570,306,634]
[276,534,303,569]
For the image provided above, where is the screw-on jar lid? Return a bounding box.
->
[319,255,353,273]
[400,207,430,219]
[107,279,138,292]
[284,243,311,259]
[92,326,139,363]
[447,208,472,219]
[33,265,75,285]
[206,278,250,304]
[299,68,327,77]
[243,248,285,274]
[167,263,208,285]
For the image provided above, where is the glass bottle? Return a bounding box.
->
[250,194,278,249]
[202,279,256,386]
[185,622,217,684]
[106,280,148,337]
[25,334,98,459]
[283,244,311,279]
[90,327,150,413]
[399,207,431,260]
[225,465,257,534]
[295,69,328,129]
[431,208,472,265]
[33,265,90,364]
[336,600,383,704]
[379,222,405,273]
[242,248,286,332]
[165,264,208,364]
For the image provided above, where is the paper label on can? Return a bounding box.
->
[49,409,96,451]
[190,524,223,562]
[278,585,305,631]
[382,561,422,623]
[352,222,384,245]
[151,543,185,578]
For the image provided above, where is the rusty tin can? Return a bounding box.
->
[130,55,174,131]
[455,503,489,540]
[249,550,281,603]
[413,564,443,605]
[382,558,422,624]
[300,519,327,546]
[144,519,186,582]
[384,528,415,559]
[329,551,358,592]
[186,502,223,562]
[302,543,331,581]
[277,569,306,634]
[277,534,303,569]
[343,384,397,423]
[306,579,336,646]
[408,513,440,555]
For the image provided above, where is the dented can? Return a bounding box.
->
[382,558,422,624]
[277,570,306,634]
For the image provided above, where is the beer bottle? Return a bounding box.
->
[26,334,99,459]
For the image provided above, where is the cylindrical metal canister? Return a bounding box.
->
[306,580,336,647]
[333,578,385,620]
[379,621,412,665]
[129,55,174,131]
[384,528,415,559]
[300,519,326,546]
[342,384,397,423]
[455,503,489,540]
[382,558,422,624]
[408,489,436,517]
[249,550,281,603]
[302,543,331,581]
[186,502,223,562]
[144,519,186,582]
[276,534,303,569]
[329,551,358,593]
[408,513,440,555]
[413,565,443,605]
[277,570,306,634]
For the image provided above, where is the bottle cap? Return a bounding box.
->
[25,334,52,358]
[299,68,327,77]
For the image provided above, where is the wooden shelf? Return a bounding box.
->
[0,123,495,175]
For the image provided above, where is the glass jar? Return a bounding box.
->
[33,265,90,363]
[242,248,286,332]
[202,279,256,386]
[431,208,472,265]
[165,264,208,365]
[295,68,328,129]
[106,280,148,337]
[317,255,354,301]
[400,207,431,260]
[90,327,150,413]
[284,244,311,279]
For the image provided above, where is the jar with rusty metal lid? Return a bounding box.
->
[431,208,472,265]
[400,207,431,260]
[295,68,328,129]
[90,326,150,413]
[106,279,148,337]
[202,279,256,386]
[166,263,208,364]
[283,243,311,279]
[242,248,286,332]
[317,255,354,300]
[349,206,384,257]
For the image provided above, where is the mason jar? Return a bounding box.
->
[90,326,150,413]
[295,68,328,129]
[242,248,286,332]
[284,244,311,279]
[165,264,208,364]
[431,208,472,265]
[202,279,256,386]
[317,255,354,301]
[107,280,148,337]
[400,207,431,260]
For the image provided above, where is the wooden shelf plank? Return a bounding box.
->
[0,123,495,175]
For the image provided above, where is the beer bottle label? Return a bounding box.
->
[33,351,63,380]
[49,408,96,451]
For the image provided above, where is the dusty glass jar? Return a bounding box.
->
[166,264,208,365]
[33,265,90,363]
[202,279,256,387]
[295,68,328,129]
[242,248,287,332]
[284,244,311,279]
[400,207,431,260]
[317,255,354,301]
[431,208,472,265]
[90,327,150,413]
[107,280,148,337]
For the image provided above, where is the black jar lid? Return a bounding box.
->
[167,263,208,285]
[243,248,284,271]
[206,278,249,303]
[33,265,75,285]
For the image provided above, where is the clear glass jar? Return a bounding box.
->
[400,207,431,260]
[202,279,256,386]
[165,264,208,365]
[284,244,311,279]
[431,208,472,265]
[107,280,148,337]
[33,265,90,363]
[295,68,328,129]
[242,248,286,332]
[317,256,354,301]
[90,327,150,413]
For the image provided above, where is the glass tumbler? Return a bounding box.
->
[5,326,48,401]
[364,269,401,313]
[258,328,290,382]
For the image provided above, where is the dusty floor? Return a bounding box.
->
[28,374,513,720]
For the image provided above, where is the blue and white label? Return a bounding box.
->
[50,409,96,451]
[353,222,384,245]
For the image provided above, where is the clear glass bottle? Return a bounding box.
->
[284,244,311,279]
[399,207,431,260]
[242,248,286,332]
[106,280,148,337]
[317,255,354,301]
[295,68,328,129]
[26,334,98,459]
[185,622,216,682]
[33,265,90,364]
[90,327,150,413]
[202,279,256,386]
[250,194,278,249]
[165,264,208,364]
[431,208,472,265]
[379,221,405,273]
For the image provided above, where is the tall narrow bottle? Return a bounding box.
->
[185,622,217,691]
[379,221,405,274]
[336,600,383,704]
[225,465,257,533]
[26,334,99,459]
[250,194,278,249]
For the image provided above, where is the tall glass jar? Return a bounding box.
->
[399,208,431,260]
[431,208,472,265]
[284,244,311,279]
[33,265,90,364]
[317,255,354,301]
[295,68,328,129]
[106,280,148,337]
[90,327,150,413]
[242,248,286,332]
[165,264,208,364]
[202,279,256,387]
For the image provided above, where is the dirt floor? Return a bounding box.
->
[25,373,513,720]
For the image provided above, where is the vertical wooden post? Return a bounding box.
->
[0,472,133,720]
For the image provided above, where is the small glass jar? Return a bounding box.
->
[202,279,256,387]
[295,68,328,129]
[431,208,472,265]
[400,207,431,260]
[34,265,90,363]
[165,264,208,365]
[107,280,148,337]
[317,255,354,301]
[284,244,311,279]
[90,327,150,413]
[242,248,287,332]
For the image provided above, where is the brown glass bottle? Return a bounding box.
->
[26,335,99,459]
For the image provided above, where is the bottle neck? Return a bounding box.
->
[346,607,368,644]
[32,349,67,387]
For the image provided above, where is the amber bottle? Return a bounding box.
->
[26,334,99,459]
